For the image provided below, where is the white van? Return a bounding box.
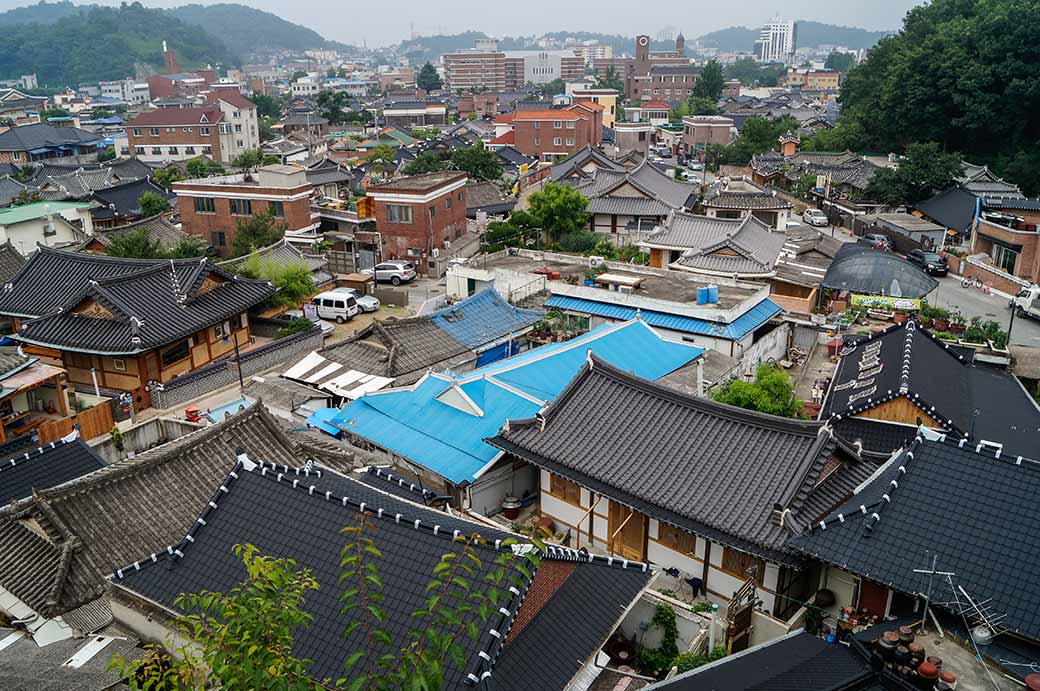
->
[312,291,360,323]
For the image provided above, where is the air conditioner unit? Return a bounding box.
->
[589,255,605,267]
[617,285,634,295]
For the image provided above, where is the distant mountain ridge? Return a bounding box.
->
[169,4,353,56]
[697,21,892,52]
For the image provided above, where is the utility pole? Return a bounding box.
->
[912,554,954,633]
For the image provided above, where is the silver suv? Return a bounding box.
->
[369,261,416,286]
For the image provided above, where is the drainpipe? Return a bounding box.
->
[696,358,704,396]
[709,602,719,649]
[90,367,100,397]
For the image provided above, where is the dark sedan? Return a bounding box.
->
[906,249,949,275]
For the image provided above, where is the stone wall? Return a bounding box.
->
[151,326,323,410]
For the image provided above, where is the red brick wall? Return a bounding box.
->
[374,187,467,271]
[973,219,1039,283]
[513,118,598,160]
[128,124,222,160]
[177,187,313,256]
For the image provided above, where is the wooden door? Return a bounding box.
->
[608,501,647,562]
[857,578,889,617]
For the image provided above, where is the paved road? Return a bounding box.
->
[929,275,1040,346]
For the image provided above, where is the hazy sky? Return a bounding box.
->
[0,0,925,46]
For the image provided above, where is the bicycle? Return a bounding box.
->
[961,276,983,289]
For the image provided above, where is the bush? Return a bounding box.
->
[672,645,726,673]
[711,364,802,418]
[638,604,679,678]
[275,317,316,339]
[559,231,599,254]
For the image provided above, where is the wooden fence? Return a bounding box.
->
[38,401,114,446]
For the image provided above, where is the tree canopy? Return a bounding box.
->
[417,62,443,91]
[137,191,170,217]
[824,51,855,72]
[691,60,724,101]
[595,66,624,93]
[248,93,283,119]
[834,0,1040,194]
[403,150,447,176]
[864,142,964,205]
[706,115,799,166]
[527,182,589,239]
[711,364,802,418]
[724,58,786,87]
[450,144,502,181]
[233,211,286,257]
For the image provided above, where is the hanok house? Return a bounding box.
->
[173,164,318,256]
[771,225,842,314]
[108,453,653,691]
[366,171,468,274]
[549,144,624,185]
[0,404,366,638]
[700,176,793,231]
[0,435,104,504]
[488,356,871,632]
[787,433,1040,679]
[0,249,274,409]
[821,320,1040,458]
[641,212,785,278]
[0,353,72,445]
[571,157,697,244]
[76,214,188,255]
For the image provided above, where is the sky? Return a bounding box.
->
[0,0,925,46]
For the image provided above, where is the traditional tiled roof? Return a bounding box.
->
[789,434,1040,641]
[464,181,516,216]
[490,357,848,564]
[90,177,174,220]
[0,404,367,617]
[0,437,105,505]
[822,321,1040,455]
[218,238,333,288]
[0,123,102,153]
[913,186,978,233]
[15,258,274,355]
[428,288,541,349]
[110,456,652,690]
[0,622,145,690]
[646,212,785,276]
[87,214,187,251]
[574,157,695,217]
[773,226,841,288]
[0,240,25,283]
[0,175,26,207]
[703,177,793,210]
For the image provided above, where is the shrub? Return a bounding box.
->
[672,645,726,673]
[275,317,316,339]
[638,604,679,678]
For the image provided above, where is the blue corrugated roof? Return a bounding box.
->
[544,295,782,341]
[429,289,542,350]
[305,407,340,436]
[313,320,703,484]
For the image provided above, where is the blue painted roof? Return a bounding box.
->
[305,407,340,436]
[544,295,782,341]
[312,320,703,484]
[429,289,542,350]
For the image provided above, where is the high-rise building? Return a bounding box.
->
[755,18,796,63]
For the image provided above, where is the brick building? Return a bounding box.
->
[367,171,468,274]
[782,68,841,91]
[444,39,582,90]
[593,34,691,101]
[173,165,317,256]
[682,115,735,157]
[126,95,258,164]
[509,102,603,162]
[633,64,700,103]
[971,213,1040,284]
[444,50,506,91]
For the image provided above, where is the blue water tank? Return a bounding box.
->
[696,286,708,304]
[707,284,719,303]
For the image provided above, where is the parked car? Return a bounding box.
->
[802,208,828,227]
[686,161,704,172]
[863,234,894,251]
[281,310,335,337]
[312,290,360,323]
[905,249,949,275]
[330,286,380,312]
[367,261,416,286]
[654,147,672,158]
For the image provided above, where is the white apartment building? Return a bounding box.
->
[755,17,796,63]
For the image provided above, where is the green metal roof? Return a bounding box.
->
[0,201,94,226]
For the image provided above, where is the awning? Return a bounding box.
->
[0,362,65,398]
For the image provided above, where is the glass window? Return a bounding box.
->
[567,121,575,129]
[200,127,210,135]
[235,124,242,133]
[553,137,561,146]
[160,340,190,367]
[168,146,178,155]
[566,138,574,146]
[149,127,159,136]
[268,200,284,218]
[995,245,1018,273]
[151,147,162,155]
[386,204,413,224]
[229,199,252,216]
[553,120,562,128]
[194,197,216,213]
[185,146,196,155]
[211,231,226,247]
[132,128,141,136]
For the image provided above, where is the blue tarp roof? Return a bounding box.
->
[429,289,542,350]
[308,320,703,484]
[544,295,782,341]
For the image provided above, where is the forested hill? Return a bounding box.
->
[170,4,352,56]
[0,0,81,26]
[697,21,892,52]
[0,3,238,86]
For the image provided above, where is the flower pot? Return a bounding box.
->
[893,313,909,325]
[950,322,966,334]
[933,319,949,331]
[919,318,933,329]
[959,340,986,349]
[988,340,1010,355]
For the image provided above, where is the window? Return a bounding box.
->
[658,523,696,555]
[721,546,765,585]
[213,320,231,339]
[428,205,436,218]
[220,124,232,134]
[549,474,581,505]
[534,137,540,146]
[211,231,226,247]
[168,146,178,155]
[567,121,575,129]
[151,147,162,155]
[995,244,1018,273]
[553,120,562,128]
[386,204,413,224]
[445,196,452,210]
[200,127,210,135]
[160,340,190,367]
[132,127,141,136]
[534,121,540,129]
[237,140,244,148]
[166,128,175,133]
[268,200,284,218]
[229,199,252,216]
[566,137,574,146]
[233,110,240,118]
[183,127,192,133]
[194,197,216,213]
[149,127,159,136]
[134,146,144,155]
[185,146,196,155]
[112,358,127,372]
[120,146,130,155]
[553,137,562,146]
[235,124,242,133]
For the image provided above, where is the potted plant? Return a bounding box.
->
[961,317,987,346]
[893,308,909,325]
[949,310,966,334]
[582,267,599,286]
[932,306,950,331]
[983,320,1010,353]
[917,303,934,329]
[935,331,958,342]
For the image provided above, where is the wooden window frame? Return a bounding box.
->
[720,546,765,586]
[658,522,697,556]
[112,358,127,372]
[548,473,581,506]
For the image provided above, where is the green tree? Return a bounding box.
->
[595,65,624,93]
[713,115,800,165]
[152,166,186,190]
[692,60,724,101]
[137,191,170,217]
[290,70,309,81]
[38,107,70,121]
[97,145,116,162]
[186,158,224,179]
[794,173,818,200]
[724,58,785,87]
[11,188,41,205]
[167,235,208,258]
[864,142,964,205]
[528,181,589,240]
[238,255,314,308]
[824,51,855,72]
[403,151,447,176]
[450,144,502,181]
[258,116,275,143]
[416,62,443,91]
[232,211,286,257]
[248,93,283,119]
[106,228,165,259]
[317,89,352,125]
[686,96,720,116]
[366,144,397,176]
[542,78,566,95]
[711,364,802,418]
[232,149,265,175]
